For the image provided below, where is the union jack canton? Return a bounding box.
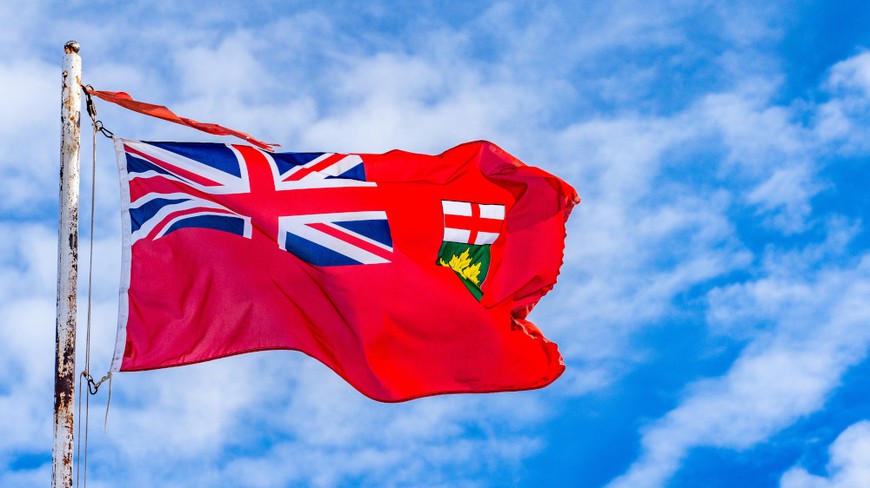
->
[120,140,394,266]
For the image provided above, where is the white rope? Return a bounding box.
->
[74,87,115,488]
[76,96,98,488]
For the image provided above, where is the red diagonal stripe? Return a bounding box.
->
[125,144,223,188]
[284,154,345,181]
[129,175,212,202]
[308,222,393,262]
[144,206,236,241]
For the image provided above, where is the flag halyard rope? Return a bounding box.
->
[74,89,114,488]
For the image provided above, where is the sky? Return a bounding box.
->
[1,1,870,487]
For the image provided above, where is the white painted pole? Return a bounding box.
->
[54,40,81,488]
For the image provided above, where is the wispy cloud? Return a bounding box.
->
[600,46,870,486]
[608,252,870,487]
[780,421,870,488]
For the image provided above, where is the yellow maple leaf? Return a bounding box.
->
[440,248,481,285]
[460,261,482,285]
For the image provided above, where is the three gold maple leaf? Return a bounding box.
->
[440,249,482,285]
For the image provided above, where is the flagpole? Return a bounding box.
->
[54,40,81,488]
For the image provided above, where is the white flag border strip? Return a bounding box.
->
[441,200,506,246]
[112,138,133,372]
[278,211,393,265]
[111,138,253,371]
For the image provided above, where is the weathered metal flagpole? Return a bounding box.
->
[54,40,81,488]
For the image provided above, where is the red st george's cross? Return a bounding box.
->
[441,200,505,246]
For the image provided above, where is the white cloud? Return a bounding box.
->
[0,467,50,488]
[0,2,43,58]
[0,225,60,473]
[815,50,870,153]
[0,59,61,213]
[694,89,821,233]
[826,51,870,96]
[69,355,554,487]
[542,99,773,388]
[745,163,820,234]
[547,46,870,398]
[606,252,870,488]
[299,51,534,153]
[780,421,870,488]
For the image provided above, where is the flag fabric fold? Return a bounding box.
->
[112,138,578,402]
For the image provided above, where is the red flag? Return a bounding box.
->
[84,87,279,151]
[112,139,578,402]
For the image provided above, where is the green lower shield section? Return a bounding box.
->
[437,242,491,301]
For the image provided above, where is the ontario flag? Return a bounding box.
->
[112,138,579,402]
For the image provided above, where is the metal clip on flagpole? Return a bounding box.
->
[79,84,115,400]
[55,39,81,488]
[83,86,115,140]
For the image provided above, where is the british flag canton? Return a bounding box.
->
[121,140,394,266]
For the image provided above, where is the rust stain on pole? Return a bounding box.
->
[54,40,81,488]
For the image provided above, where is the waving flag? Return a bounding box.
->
[113,139,579,402]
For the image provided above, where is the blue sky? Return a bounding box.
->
[2,1,869,487]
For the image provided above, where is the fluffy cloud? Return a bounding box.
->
[598,48,870,482]
[0,60,61,213]
[815,50,870,153]
[780,421,870,488]
[607,252,870,488]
